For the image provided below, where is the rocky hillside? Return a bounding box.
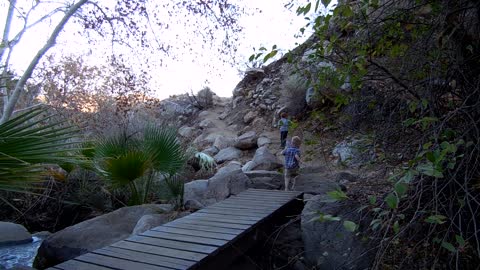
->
[168,0,480,267]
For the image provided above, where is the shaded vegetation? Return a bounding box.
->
[289,0,480,268]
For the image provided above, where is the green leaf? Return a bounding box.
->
[263,50,278,62]
[417,162,444,178]
[421,98,428,109]
[394,182,408,197]
[426,152,436,162]
[368,195,377,205]
[441,241,456,253]
[343,220,358,232]
[0,107,82,195]
[327,189,348,202]
[248,54,255,62]
[321,0,331,8]
[304,2,312,14]
[423,142,432,150]
[311,213,341,222]
[385,193,398,209]
[403,118,416,127]
[425,214,447,224]
[400,170,416,183]
[455,234,465,247]
[393,221,400,234]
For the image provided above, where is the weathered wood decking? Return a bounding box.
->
[48,189,303,270]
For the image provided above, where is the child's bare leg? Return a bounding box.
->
[291,176,296,191]
[284,170,290,191]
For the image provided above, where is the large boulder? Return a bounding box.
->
[131,214,172,235]
[244,170,283,190]
[257,136,271,147]
[293,173,341,194]
[193,133,221,149]
[183,166,249,207]
[202,146,219,156]
[234,131,258,150]
[0,222,32,246]
[199,119,216,129]
[217,161,243,175]
[243,111,258,124]
[213,136,236,150]
[301,195,374,269]
[206,169,248,200]
[178,126,196,138]
[183,180,209,204]
[214,147,242,164]
[33,204,170,269]
[242,146,282,172]
[332,138,375,168]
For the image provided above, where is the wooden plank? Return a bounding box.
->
[214,202,280,211]
[230,196,290,203]
[226,198,284,206]
[180,214,257,225]
[190,212,262,222]
[169,218,250,230]
[220,200,286,208]
[75,253,169,270]
[237,193,298,200]
[232,192,292,198]
[243,189,301,197]
[197,208,269,218]
[214,200,279,209]
[126,235,217,254]
[206,205,274,214]
[53,259,114,270]
[223,196,288,204]
[163,222,244,235]
[233,194,293,201]
[111,240,206,262]
[151,226,236,241]
[142,230,228,246]
[94,246,193,270]
[242,189,300,195]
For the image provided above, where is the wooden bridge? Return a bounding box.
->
[48,189,303,270]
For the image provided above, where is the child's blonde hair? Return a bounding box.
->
[291,136,301,147]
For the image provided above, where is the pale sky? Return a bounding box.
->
[1,0,334,100]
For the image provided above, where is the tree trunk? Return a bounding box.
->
[0,0,89,124]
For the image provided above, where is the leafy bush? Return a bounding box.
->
[93,125,186,205]
[187,86,214,110]
[288,0,480,268]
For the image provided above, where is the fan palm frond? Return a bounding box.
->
[0,107,82,194]
[143,126,186,176]
[93,125,186,205]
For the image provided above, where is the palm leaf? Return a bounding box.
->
[96,150,151,189]
[93,125,187,205]
[0,106,82,194]
[143,126,186,176]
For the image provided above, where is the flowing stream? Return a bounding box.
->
[0,236,44,269]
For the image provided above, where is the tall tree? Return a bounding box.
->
[0,0,244,123]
